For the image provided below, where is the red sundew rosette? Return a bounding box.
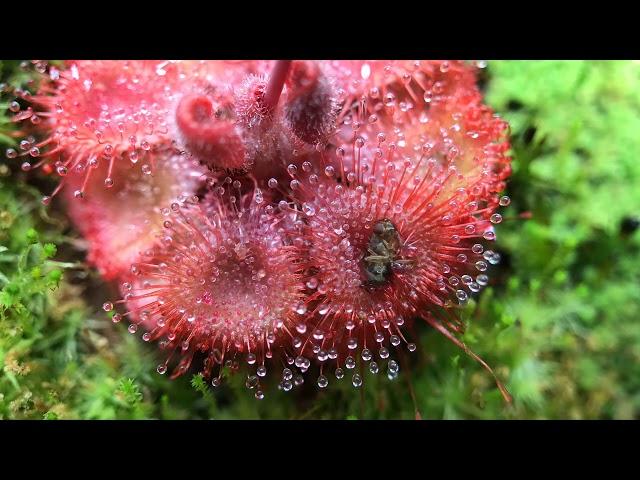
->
[276,75,512,397]
[64,153,207,280]
[108,193,308,391]
[281,162,510,383]
[10,60,194,203]
[313,60,509,189]
[285,159,510,398]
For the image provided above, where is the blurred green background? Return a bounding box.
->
[0,60,639,419]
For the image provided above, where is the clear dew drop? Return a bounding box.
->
[388,360,399,373]
[499,195,511,207]
[345,356,356,369]
[335,368,344,379]
[483,230,496,241]
[456,289,468,304]
[317,375,328,388]
[352,373,363,388]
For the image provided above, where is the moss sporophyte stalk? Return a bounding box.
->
[7,60,513,402]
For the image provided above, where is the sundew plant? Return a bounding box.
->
[0,60,638,420]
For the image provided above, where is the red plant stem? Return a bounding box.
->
[399,348,422,419]
[263,60,292,112]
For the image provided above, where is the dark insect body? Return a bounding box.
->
[363,219,413,286]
